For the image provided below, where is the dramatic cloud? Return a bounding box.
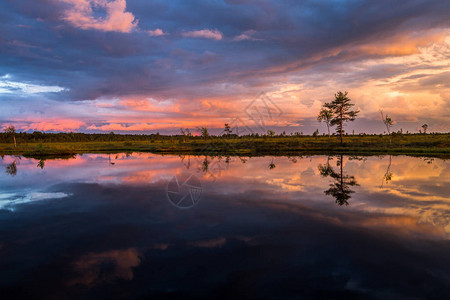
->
[0,0,449,133]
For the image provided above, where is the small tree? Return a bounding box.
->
[223,123,232,136]
[267,130,275,137]
[380,110,394,144]
[317,107,333,137]
[313,129,319,137]
[180,128,192,141]
[324,91,359,144]
[198,127,209,139]
[4,125,17,147]
[180,128,187,142]
[421,124,428,134]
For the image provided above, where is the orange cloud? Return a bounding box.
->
[352,30,448,56]
[69,248,142,286]
[119,98,180,113]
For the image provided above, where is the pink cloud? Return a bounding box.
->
[11,119,86,132]
[62,0,138,33]
[147,28,166,36]
[233,30,262,41]
[182,29,223,40]
[87,123,154,131]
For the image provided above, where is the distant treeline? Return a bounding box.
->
[0,132,164,143]
[0,131,447,144]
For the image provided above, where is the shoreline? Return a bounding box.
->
[1,134,448,159]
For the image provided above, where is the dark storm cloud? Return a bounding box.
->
[1,0,449,101]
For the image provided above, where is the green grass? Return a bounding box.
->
[0,134,448,159]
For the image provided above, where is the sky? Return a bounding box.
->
[1,0,449,134]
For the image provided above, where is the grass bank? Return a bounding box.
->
[0,133,448,159]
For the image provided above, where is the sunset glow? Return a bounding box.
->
[1,0,449,134]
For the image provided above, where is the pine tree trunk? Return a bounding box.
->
[13,135,16,147]
[387,126,391,145]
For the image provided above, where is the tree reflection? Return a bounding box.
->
[269,158,276,169]
[180,155,192,169]
[37,159,45,169]
[185,155,230,182]
[423,157,434,164]
[108,153,116,165]
[381,155,393,187]
[318,155,358,206]
[5,157,20,176]
[200,156,210,173]
[288,156,298,163]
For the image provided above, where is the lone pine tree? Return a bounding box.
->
[324,91,359,144]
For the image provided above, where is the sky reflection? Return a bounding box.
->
[0,153,449,298]
[0,153,449,238]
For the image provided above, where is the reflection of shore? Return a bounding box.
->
[318,155,359,206]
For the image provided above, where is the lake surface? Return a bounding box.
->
[0,154,449,299]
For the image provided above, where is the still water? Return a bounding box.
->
[0,154,449,299]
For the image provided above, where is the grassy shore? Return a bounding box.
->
[0,133,448,159]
